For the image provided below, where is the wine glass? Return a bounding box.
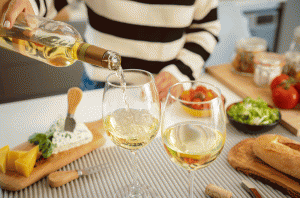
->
[102,69,161,198]
[161,81,226,198]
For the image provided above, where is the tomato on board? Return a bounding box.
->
[270,74,290,90]
[272,85,299,109]
[295,82,300,96]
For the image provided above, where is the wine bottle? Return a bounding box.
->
[0,13,121,70]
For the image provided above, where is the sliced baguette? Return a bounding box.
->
[253,134,300,179]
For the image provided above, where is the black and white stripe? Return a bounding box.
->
[31,0,221,82]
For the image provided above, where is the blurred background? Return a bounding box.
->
[0,0,299,104]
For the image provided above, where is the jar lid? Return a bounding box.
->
[236,37,268,52]
[254,52,286,67]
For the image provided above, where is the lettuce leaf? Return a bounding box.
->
[227,97,279,125]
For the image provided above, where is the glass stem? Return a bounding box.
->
[188,170,195,198]
[129,151,140,196]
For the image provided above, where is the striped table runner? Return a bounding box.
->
[1,124,292,198]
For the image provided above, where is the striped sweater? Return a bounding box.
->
[30,0,221,82]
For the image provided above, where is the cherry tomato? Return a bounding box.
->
[195,85,208,94]
[191,98,203,110]
[270,74,290,90]
[272,85,299,109]
[180,85,222,110]
[189,89,195,100]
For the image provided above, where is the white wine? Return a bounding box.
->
[0,36,80,67]
[162,122,225,171]
[0,13,121,69]
[104,108,159,150]
[115,68,130,110]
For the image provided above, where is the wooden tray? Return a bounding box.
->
[228,138,300,198]
[206,64,300,136]
[0,120,106,191]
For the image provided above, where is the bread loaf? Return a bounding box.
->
[253,134,300,179]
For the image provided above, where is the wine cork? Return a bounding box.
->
[205,183,233,198]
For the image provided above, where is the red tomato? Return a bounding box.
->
[295,82,300,94]
[295,82,300,104]
[182,85,220,110]
[195,85,208,94]
[189,89,195,100]
[191,98,202,110]
[272,85,299,109]
[270,74,290,90]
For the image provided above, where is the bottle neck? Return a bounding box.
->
[77,42,121,70]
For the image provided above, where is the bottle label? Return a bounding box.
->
[34,30,76,47]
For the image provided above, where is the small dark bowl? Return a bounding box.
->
[226,102,281,134]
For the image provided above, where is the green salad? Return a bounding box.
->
[227,97,280,125]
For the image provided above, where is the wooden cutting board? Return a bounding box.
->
[228,138,300,198]
[0,120,106,191]
[206,64,300,136]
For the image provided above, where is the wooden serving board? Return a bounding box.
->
[228,138,300,198]
[206,64,300,136]
[0,120,106,191]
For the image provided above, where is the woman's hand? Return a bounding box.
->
[0,0,35,29]
[155,71,181,102]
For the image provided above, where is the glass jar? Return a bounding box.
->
[282,26,300,80]
[232,37,268,75]
[253,52,285,87]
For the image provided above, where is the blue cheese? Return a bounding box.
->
[46,118,93,154]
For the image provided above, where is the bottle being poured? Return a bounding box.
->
[0,12,121,70]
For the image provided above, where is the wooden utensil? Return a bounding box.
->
[64,87,83,132]
[48,163,109,187]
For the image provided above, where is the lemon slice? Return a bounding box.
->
[181,104,211,117]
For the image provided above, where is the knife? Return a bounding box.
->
[64,87,83,132]
[241,180,263,198]
[48,163,109,187]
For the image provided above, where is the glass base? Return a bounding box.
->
[113,184,158,198]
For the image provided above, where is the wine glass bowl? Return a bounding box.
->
[161,81,226,197]
[102,69,160,197]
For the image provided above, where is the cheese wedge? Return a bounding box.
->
[47,118,93,154]
[0,145,10,173]
[6,150,27,172]
[15,145,39,177]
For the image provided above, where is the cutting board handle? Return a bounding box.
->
[48,170,79,187]
[67,87,83,115]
